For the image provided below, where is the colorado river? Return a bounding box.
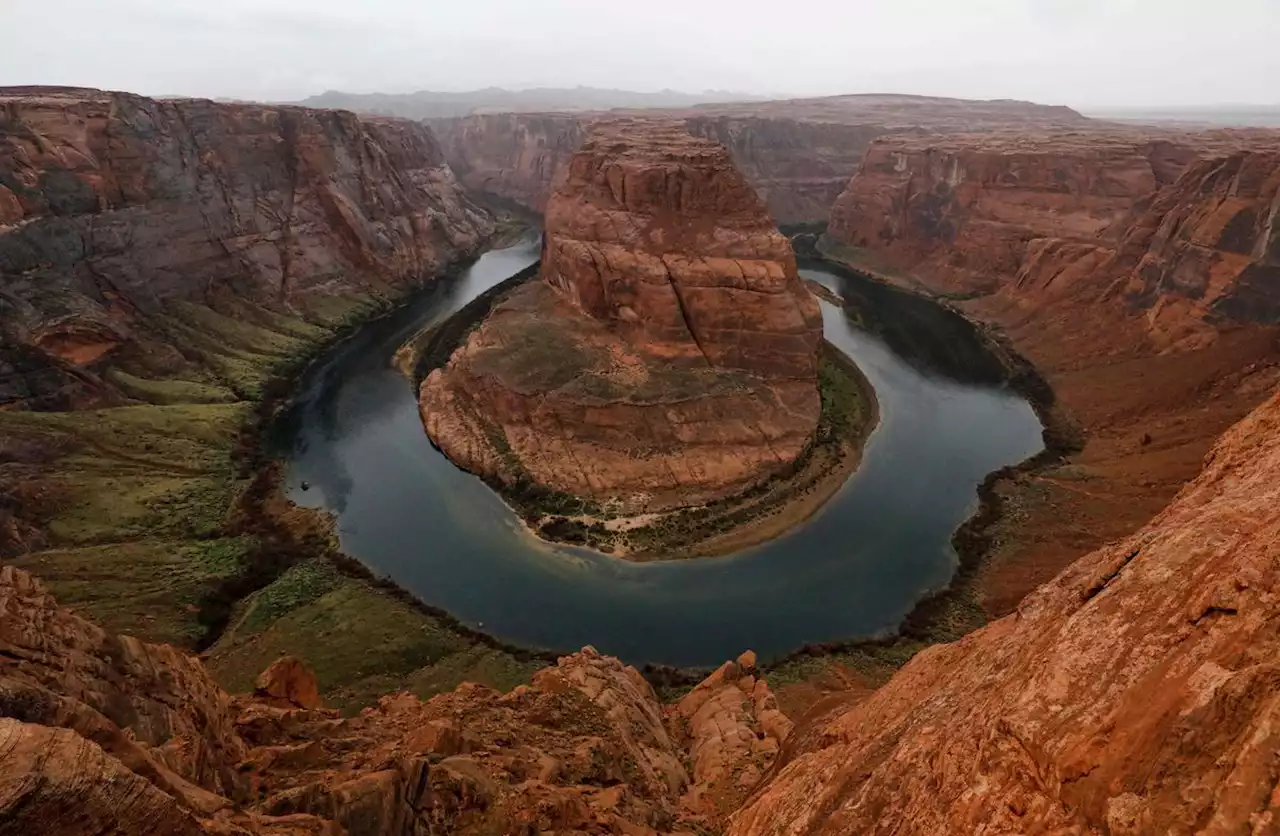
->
[278,234,1044,666]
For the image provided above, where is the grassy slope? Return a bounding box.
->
[3,289,540,711]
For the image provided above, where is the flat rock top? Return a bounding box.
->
[578,119,737,163]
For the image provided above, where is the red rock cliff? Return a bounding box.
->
[421,120,823,511]
[730,391,1280,835]
[0,87,494,410]
[826,133,1186,293]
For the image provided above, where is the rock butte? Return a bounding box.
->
[421,120,824,511]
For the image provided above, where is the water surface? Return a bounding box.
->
[280,235,1043,666]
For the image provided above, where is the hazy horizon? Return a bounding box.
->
[3,0,1278,110]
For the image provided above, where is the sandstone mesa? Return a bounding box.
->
[421,120,824,512]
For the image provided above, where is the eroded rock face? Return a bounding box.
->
[421,121,823,510]
[0,564,246,798]
[729,392,1280,835]
[429,94,1095,225]
[1115,151,1280,328]
[826,134,1175,294]
[431,112,588,213]
[826,131,1280,334]
[0,86,494,410]
[541,121,822,379]
[0,565,790,835]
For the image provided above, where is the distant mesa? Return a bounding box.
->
[295,86,770,119]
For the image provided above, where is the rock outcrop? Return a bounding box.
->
[0,86,494,410]
[0,564,245,800]
[0,565,791,835]
[729,391,1280,835]
[428,94,1096,225]
[421,121,823,511]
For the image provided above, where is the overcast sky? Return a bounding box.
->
[3,0,1277,108]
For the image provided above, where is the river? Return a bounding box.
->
[278,234,1044,666]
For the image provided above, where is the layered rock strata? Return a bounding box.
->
[421,121,823,511]
[0,565,790,835]
[0,86,494,410]
[826,133,1190,294]
[826,132,1280,328]
[427,94,1095,225]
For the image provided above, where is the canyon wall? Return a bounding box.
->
[825,134,1194,294]
[826,131,1280,328]
[429,111,588,213]
[681,117,891,225]
[1112,151,1280,330]
[0,87,495,410]
[825,129,1280,620]
[421,120,823,511]
[428,94,1095,226]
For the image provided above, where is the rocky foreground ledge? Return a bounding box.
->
[0,563,791,835]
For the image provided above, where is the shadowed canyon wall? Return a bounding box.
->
[0,86,495,411]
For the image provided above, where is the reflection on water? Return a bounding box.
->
[279,235,1044,666]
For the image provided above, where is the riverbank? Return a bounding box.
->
[1,228,553,712]
[399,271,880,560]
[755,240,1080,715]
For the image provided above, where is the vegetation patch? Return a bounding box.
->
[4,241,546,709]
[207,561,544,713]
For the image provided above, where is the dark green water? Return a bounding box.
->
[280,234,1044,666]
